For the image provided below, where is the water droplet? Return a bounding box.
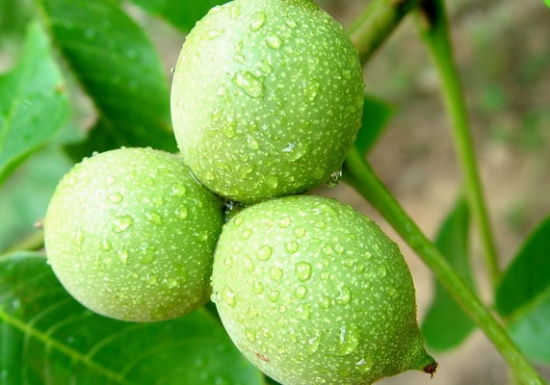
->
[342,258,355,268]
[241,229,253,240]
[248,306,259,318]
[250,12,266,31]
[265,175,278,189]
[206,28,225,40]
[319,295,331,309]
[171,183,187,197]
[233,71,264,98]
[307,333,321,354]
[294,227,307,238]
[334,243,345,254]
[245,329,256,342]
[306,80,320,102]
[256,245,272,261]
[294,285,307,299]
[100,238,112,251]
[216,86,227,97]
[147,274,158,285]
[145,210,163,225]
[166,278,179,288]
[278,216,291,228]
[221,118,237,138]
[234,53,246,63]
[378,265,387,277]
[222,286,237,307]
[322,245,333,255]
[113,215,133,232]
[229,3,241,19]
[196,230,209,242]
[335,325,360,356]
[140,251,155,264]
[175,205,188,220]
[246,136,259,150]
[118,247,129,264]
[336,286,352,305]
[316,220,327,229]
[268,290,280,302]
[285,241,299,254]
[152,196,164,206]
[295,261,312,281]
[326,169,343,187]
[253,281,264,294]
[296,304,311,320]
[105,176,116,184]
[356,357,374,373]
[363,251,372,259]
[270,266,283,281]
[243,255,255,272]
[266,33,283,49]
[258,59,273,74]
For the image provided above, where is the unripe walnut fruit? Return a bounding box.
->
[44,148,224,322]
[171,0,364,203]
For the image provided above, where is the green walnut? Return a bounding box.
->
[44,148,224,322]
[171,0,364,203]
[211,195,436,384]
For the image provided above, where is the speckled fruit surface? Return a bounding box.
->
[171,0,364,203]
[211,195,435,384]
[45,148,224,322]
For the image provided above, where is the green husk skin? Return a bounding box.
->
[171,0,364,203]
[212,195,436,384]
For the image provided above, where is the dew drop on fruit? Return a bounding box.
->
[278,215,292,228]
[296,304,311,320]
[294,285,308,299]
[105,175,116,184]
[285,241,299,254]
[166,278,179,289]
[152,196,165,206]
[336,285,352,305]
[307,333,321,354]
[222,286,237,307]
[175,204,188,220]
[253,281,264,294]
[242,255,255,272]
[241,228,253,240]
[250,11,266,31]
[145,210,163,225]
[294,227,307,239]
[229,3,241,19]
[117,247,129,264]
[147,274,158,285]
[245,329,257,342]
[377,265,387,277]
[113,215,134,233]
[334,243,345,254]
[266,33,283,49]
[258,59,273,74]
[356,357,374,373]
[100,238,112,251]
[232,71,264,98]
[171,183,187,197]
[256,245,272,261]
[268,290,280,302]
[246,135,260,150]
[319,295,332,309]
[206,28,225,40]
[269,266,284,281]
[322,245,333,255]
[221,118,237,138]
[335,325,360,356]
[326,169,343,187]
[286,19,297,29]
[295,261,312,281]
[265,175,279,189]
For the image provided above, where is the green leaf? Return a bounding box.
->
[0,22,69,184]
[495,215,550,363]
[128,0,230,32]
[0,254,264,385]
[353,95,393,155]
[39,0,177,158]
[421,197,476,351]
[544,0,550,8]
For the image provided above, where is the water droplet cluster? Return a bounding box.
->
[171,0,364,203]
[212,195,435,385]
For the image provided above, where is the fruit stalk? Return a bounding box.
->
[344,147,546,385]
[348,0,422,63]
[414,0,500,288]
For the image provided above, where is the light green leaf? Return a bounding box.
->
[0,22,69,184]
[421,197,476,351]
[0,254,264,384]
[38,0,177,158]
[128,0,230,32]
[353,95,393,155]
[496,215,550,363]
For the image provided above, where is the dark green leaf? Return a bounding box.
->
[0,22,69,184]
[353,95,393,155]
[495,215,550,363]
[421,197,476,351]
[128,0,230,32]
[0,254,264,385]
[39,0,177,159]
[496,215,550,317]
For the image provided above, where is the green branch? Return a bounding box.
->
[348,0,421,63]
[343,148,545,385]
[415,0,500,288]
